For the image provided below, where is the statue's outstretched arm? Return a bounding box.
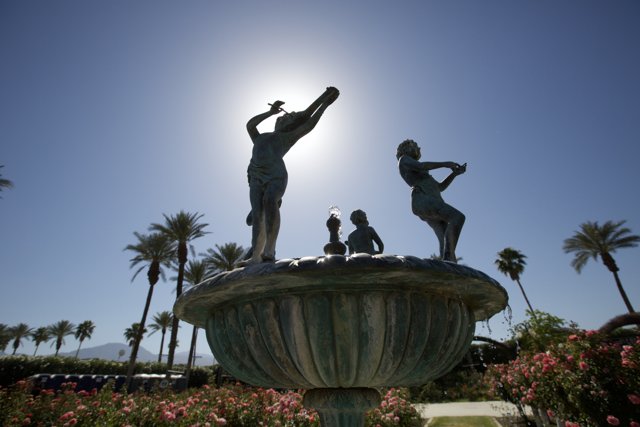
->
[246,102,283,140]
[421,161,458,171]
[299,87,339,118]
[439,163,466,191]
[285,87,339,142]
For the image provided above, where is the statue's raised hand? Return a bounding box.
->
[453,163,467,176]
[324,87,340,105]
[270,100,285,113]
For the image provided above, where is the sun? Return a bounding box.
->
[212,49,356,193]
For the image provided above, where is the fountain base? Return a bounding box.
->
[304,388,380,427]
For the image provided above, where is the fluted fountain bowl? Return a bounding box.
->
[174,254,507,389]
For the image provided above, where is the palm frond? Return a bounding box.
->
[495,247,526,281]
[30,327,50,345]
[564,220,640,272]
[201,242,247,274]
[149,211,209,244]
[0,165,14,195]
[148,311,173,335]
[183,259,210,287]
[124,232,176,283]
[75,320,95,340]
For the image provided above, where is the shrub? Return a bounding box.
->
[0,355,212,388]
[487,331,640,426]
[0,381,420,426]
[366,388,422,427]
[410,369,493,403]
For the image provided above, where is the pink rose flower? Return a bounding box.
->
[606,415,620,425]
[629,394,640,405]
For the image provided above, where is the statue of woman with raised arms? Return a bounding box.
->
[245,87,339,264]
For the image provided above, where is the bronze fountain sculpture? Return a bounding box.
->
[174,87,508,427]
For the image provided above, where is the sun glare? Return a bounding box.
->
[214,45,359,191]
[241,77,346,176]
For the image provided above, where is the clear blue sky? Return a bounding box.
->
[1,1,639,358]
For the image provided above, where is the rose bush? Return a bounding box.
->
[487,331,640,426]
[366,388,421,427]
[0,380,419,426]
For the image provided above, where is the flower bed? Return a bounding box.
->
[487,331,640,426]
[0,381,420,426]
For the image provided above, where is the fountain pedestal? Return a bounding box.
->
[304,388,380,427]
[174,254,507,426]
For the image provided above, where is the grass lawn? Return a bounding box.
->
[428,416,499,427]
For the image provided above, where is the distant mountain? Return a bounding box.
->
[58,343,216,366]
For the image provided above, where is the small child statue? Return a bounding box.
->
[346,209,384,255]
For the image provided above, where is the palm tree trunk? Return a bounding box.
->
[33,345,39,356]
[75,340,82,359]
[55,341,61,356]
[158,329,166,363]
[611,270,636,313]
[125,283,155,391]
[516,279,537,319]
[166,257,185,370]
[185,326,198,385]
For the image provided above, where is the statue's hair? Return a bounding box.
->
[396,139,418,159]
[350,209,369,226]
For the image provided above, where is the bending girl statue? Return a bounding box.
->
[245,86,339,264]
[396,139,466,262]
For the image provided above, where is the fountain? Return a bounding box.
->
[173,87,508,426]
[174,252,507,426]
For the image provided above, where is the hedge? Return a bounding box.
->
[0,355,213,388]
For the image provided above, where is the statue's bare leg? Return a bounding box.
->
[262,179,286,262]
[248,185,266,263]
[426,219,446,259]
[443,206,465,262]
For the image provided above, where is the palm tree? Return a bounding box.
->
[563,220,640,313]
[48,320,75,356]
[0,324,11,353]
[124,231,175,387]
[150,211,209,370]
[0,165,14,198]
[9,323,32,355]
[74,320,96,358]
[124,323,147,347]
[201,242,246,275]
[182,259,212,381]
[148,311,174,363]
[31,327,51,356]
[495,247,536,318]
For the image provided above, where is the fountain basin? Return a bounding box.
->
[173,254,508,389]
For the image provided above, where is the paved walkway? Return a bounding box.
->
[414,401,533,418]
